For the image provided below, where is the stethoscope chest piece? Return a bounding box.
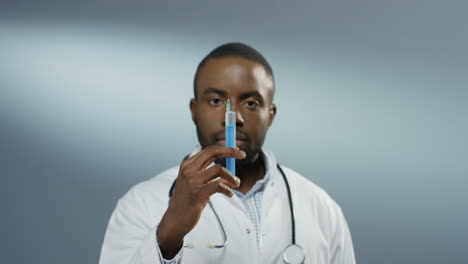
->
[282,244,305,264]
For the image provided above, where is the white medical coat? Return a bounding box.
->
[99,150,356,264]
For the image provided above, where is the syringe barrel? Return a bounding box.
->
[225,111,236,176]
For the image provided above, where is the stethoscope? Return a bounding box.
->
[168,156,306,264]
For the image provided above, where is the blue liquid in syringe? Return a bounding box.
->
[226,123,236,176]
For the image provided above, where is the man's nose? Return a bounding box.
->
[235,110,245,127]
[229,103,245,127]
[221,107,245,127]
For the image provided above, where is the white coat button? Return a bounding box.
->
[246,228,251,234]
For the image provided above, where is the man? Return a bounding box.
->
[99,43,356,264]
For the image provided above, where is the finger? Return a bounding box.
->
[200,179,233,198]
[201,179,233,197]
[179,151,204,170]
[197,165,240,188]
[180,146,231,170]
[191,145,246,171]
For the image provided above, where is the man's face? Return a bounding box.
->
[190,56,276,168]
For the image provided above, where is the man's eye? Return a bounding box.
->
[209,98,223,106]
[244,101,259,109]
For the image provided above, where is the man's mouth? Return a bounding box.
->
[215,131,248,147]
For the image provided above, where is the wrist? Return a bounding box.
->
[157,225,183,259]
[157,210,186,257]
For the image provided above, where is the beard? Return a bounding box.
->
[196,125,265,171]
[213,145,260,171]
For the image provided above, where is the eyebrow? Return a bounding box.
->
[203,87,228,97]
[239,91,263,101]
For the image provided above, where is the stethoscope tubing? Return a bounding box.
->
[168,159,296,248]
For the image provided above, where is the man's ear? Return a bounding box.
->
[190,98,197,124]
[268,103,277,127]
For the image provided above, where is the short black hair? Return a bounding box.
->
[193,42,274,99]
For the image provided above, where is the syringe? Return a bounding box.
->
[225,98,236,176]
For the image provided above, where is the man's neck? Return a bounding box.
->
[234,152,265,194]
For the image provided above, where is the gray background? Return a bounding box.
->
[1,1,467,263]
